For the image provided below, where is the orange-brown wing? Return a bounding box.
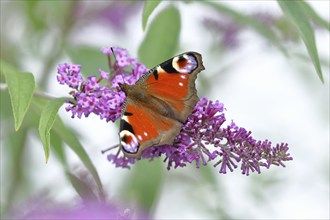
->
[137,52,204,122]
[119,99,182,158]
[119,52,204,159]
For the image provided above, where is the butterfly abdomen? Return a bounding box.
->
[120,84,149,103]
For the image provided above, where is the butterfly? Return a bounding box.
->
[119,52,204,158]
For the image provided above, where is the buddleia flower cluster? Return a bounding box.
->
[57,47,292,176]
[57,47,147,122]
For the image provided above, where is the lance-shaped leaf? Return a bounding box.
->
[1,61,35,130]
[38,98,66,163]
[278,1,324,83]
[67,172,99,202]
[299,1,330,31]
[139,5,181,67]
[52,118,105,198]
[142,0,162,30]
[32,97,105,200]
[120,159,164,213]
[51,131,101,201]
[67,47,108,77]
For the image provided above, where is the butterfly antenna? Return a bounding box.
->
[107,48,113,71]
[115,146,121,157]
[111,47,116,59]
[111,47,126,76]
[108,47,119,81]
[101,144,119,154]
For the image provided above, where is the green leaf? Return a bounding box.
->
[121,159,164,212]
[201,1,287,54]
[0,89,13,120]
[52,118,105,198]
[52,132,94,200]
[67,172,98,201]
[23,1,75,32]
[51,130,99,201]
[299,1,330,31]
[3,127,28,213]
[278,1,324,83]
[31,97,104,200]
[139,5,181,68]
[142,0,162,30]
[51,130,68,167]
[52,130,99,202]
[38,98,66,163]
[1,61,35,131]
[66,47,108,76]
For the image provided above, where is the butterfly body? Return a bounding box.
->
[119,52,204,158]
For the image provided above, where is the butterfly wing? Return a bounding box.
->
[137,52,204,122]
[120,98,182,158]
[119,52,204,158]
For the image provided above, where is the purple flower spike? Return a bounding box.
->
[57,47,148,123]
[105,96,292,175]
[57,47,292,175]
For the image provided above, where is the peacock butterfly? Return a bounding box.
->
[119,52,204,158]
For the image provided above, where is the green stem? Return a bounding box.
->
[0,82,57,100]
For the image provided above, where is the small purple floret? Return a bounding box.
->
[56,47,148,122]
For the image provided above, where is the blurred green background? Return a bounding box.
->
[1,1,329,219]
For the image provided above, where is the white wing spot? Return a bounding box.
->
[120,130,139,154]
[144,131,148,137]
[157,66,164,72]
[172,54,197,74]
[122,115,129,122]
[179,82,184,87]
